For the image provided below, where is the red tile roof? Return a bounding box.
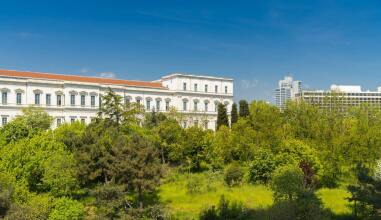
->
[0,69,165,89]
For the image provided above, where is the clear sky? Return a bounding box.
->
[1,0,381,102]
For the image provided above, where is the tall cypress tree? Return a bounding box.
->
[239,100,249,118]
[217,103,229,130]
[231,103,238,125]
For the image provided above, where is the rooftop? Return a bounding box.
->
[0,69,165,89]
[161,73,233,81]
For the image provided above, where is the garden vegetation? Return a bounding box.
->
[0,89,381,219]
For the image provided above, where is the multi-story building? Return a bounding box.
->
[0,69,233,130]
[297,84,381,110]
[275,76,302,110]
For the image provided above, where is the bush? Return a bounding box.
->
[199,195,251,220]
[271,165,303,201]
[186,175,204,194]
[224,163,244,187]
[48,197,84,220]
[248,150,276,184]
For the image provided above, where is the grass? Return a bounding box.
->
[316,188,352,215]
[158,171,353,219]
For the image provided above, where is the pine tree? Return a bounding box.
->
[239,100,249,118]
[231,103,238,125]
[217,103,229,130]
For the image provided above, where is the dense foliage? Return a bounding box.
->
[1,90,381,219]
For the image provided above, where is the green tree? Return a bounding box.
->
[230,103,238,125]
[249,149,277,184]
[271,165,304,201]
[0,132,78,196]
[181,127,211,171]
[248,101,283,149]
[0,107,52,145]
[155,118,184,164]
[348,164,381,218]
[238,100,249,118]
[113,134,164,208]
[217,103,229,130]
[48,197,84,220]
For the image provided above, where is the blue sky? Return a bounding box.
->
[1,0,381,101]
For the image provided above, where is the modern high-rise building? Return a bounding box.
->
[0,69,233,130]
[275,76,302,110]
[297,84,381,110]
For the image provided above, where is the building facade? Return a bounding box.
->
[0,69,233,130]
[297,84,381,110]
[275,76,302,110]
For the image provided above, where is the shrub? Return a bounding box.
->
[199,195,250,220]
[186,175,203,194]
[271,165,304,201]
[248,150,276,184]
[224,163,244,187]
[48,197,84,220]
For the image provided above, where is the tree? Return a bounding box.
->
[181,127,211,171]
[48,197,84,220]
[0,132,78,196]
[0,107,52,145]
[230,103,238,125]
[98,88,124,126]
[217,103,229,130]
[238,100,249,118]
[271,165,304,201]
[113,134,164,208]
[348,164,381,218]
[155,118,184,164]
[249,149,277,184]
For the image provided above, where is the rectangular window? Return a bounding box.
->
[183,101,187,111]
[81,118,86,124]
[205,102,208,112]
[194,84,198,91]
[166,101,170,111]
[2,117,7,126]
[57,118,62,126]
[183,82,187,91]
[156,100,160,111]
[204,121,208,129]
[215,85,218,93]
[2,92,7,105]
[16,93,22,105]
[225,86,228,94]
[194,120,198,126]
[81,95,85,106]
[46,94,51,106]
[91,96,95,107]
[205,85,208,92]
[215,103,218,112]
[70,95,75,106]
[57,95,62,106]
[183,121,187,128]
[71,118,75,123]
[35,94,40,105]
[194,102,198,111]
[146,100,151,110]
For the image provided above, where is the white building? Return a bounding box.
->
[275,76,302,110]
[298,84,381,110]
[0,69,233,130]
